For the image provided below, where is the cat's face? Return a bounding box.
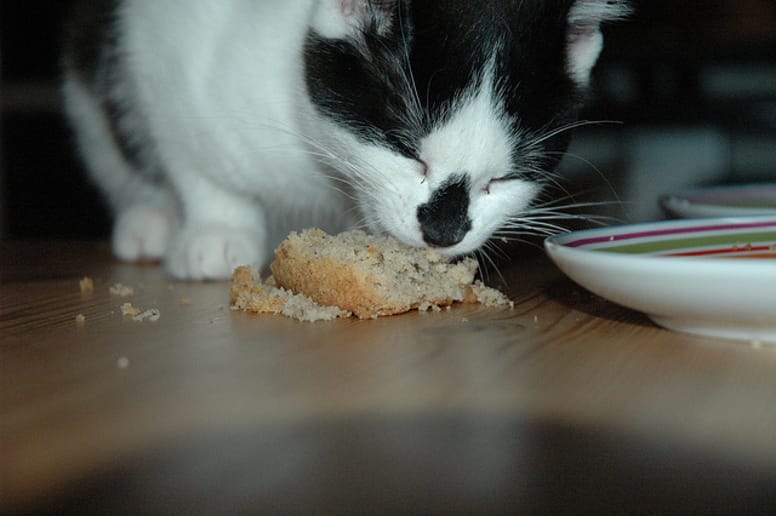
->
[304,0,629,255]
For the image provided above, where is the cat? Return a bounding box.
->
[62,0,630,279]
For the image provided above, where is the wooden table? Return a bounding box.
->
[3,240,776,513]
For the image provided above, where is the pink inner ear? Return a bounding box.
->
[566,21,605,84]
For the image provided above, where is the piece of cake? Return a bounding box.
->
[231,229,512,321]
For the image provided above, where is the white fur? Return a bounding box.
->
[416,61,539,255]
[62,73,180,262]
[310,0,393,37]
[71,0,351,278]
[310,0,355,38]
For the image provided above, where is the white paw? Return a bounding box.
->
[165,225,265,280]
[113,205,177,262]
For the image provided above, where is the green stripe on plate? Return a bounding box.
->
[594,231,776,255]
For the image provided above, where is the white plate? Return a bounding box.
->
[545,216,776,343]
[662,183,776,219]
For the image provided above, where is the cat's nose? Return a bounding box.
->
[418,215,470,248]
[417,175,472,248]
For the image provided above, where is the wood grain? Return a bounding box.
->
[2,241,776,512]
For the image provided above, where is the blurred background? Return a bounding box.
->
[1,0,775,240]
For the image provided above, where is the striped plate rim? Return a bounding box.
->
[558,219,776,258]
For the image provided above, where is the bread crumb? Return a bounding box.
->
[231,229,512,322]
[469,280,514,309]
[119,303,160,322]
[110,283,134,297]
[418,302,443,313]
[75,313,86,326]
[117,356,130,369]
[120,302,141,317]
[79,277,94,294]
[133,308,161,322]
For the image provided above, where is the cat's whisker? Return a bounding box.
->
[530,119,623,147]
[498,227,558,239]
[509,208,623,224]
[475,246,506,286]
[494,197,627,249]
[479,240,510,286]
[492,233,547,252]
[545,149,625,208]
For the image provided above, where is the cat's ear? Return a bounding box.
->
[310,0,401,39]
[566,0,631,86]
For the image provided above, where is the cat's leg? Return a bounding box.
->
[63,75,179,262]
[111,187,180,262]
[164,173,267,280]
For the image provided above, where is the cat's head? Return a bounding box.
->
[303,0,629,254]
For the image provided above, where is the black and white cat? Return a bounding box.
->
[62,0,629,279]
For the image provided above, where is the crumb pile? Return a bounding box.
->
[231,266,350,322]
[231,229,512,322]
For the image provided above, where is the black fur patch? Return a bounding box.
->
[305,34,421,159]
[62,0,119,83]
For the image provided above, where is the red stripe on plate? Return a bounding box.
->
[665,244,774,257]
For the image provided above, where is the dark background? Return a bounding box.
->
[2,0,775,239]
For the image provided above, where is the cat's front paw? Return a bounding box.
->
[165,225,265,280]
[113,205,177,262]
